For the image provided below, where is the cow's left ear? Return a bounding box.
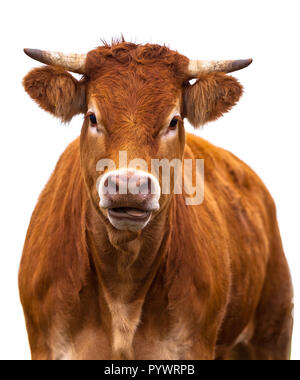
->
[23,66,86,123]
[183,72,243,127]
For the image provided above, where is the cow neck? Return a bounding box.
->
[84,198,173,359]
[85,198,173,304]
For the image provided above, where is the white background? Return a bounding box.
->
[0,0,299,360]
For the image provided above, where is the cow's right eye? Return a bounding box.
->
[89,114,97,125]
[169,118,178,130]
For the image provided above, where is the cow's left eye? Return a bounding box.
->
[168,118,178,131]
[89,114,97,125]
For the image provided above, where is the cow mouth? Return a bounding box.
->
[107,206,152,232]
[108,207,151,221]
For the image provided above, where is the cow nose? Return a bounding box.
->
[104,172,152,195]
[98,169,161,211]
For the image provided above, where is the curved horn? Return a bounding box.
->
[187,58,253,77]
[23,48,86,74]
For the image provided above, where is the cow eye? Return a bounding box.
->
[169,117,178,130]
[89,114,97,125]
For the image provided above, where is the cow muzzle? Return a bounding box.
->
[98,169,161,232]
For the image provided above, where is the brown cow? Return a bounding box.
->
[19,40,293,360]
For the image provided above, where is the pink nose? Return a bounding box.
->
[98,169,161,211]
[104,172,152,195]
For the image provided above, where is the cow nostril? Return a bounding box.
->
[139,176,152,195]
[115,175,119,193]
[104,175,119,194]
[148,177,152,194]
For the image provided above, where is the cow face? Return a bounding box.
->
[80,49,188,235]
[23,42,246,238]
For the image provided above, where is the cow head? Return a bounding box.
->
[23,41,251,242]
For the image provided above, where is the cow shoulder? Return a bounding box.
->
[186,132,274,203]
[19,137,89,325]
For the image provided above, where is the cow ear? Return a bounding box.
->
[23,66,86,123]
[183,72,243,127]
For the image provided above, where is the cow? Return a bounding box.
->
[19,39,293,360]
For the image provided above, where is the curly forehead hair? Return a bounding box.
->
[85,38,189,80]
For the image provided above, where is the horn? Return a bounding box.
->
[23,48,86,74]
[187,58,253,77]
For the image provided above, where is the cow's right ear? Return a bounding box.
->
[23,66,86,123]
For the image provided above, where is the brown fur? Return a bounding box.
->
[183,73,243,127]
[23,66,86,122]
[19,41,293,360]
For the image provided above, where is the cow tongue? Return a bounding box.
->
[125,208,147,217]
